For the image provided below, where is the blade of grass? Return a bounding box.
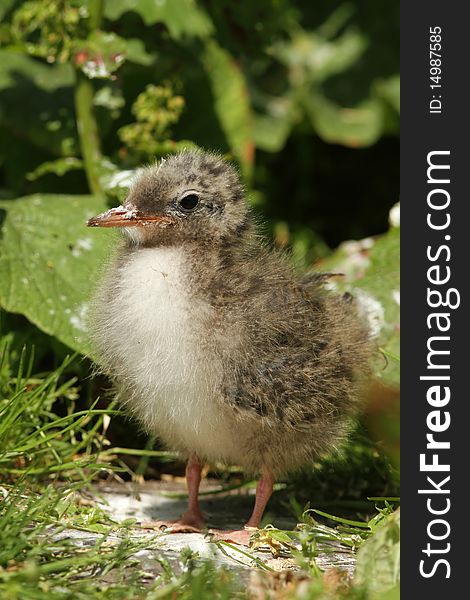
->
[309,509,372,528]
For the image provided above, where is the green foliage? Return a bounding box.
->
[10,0,88,63]
[0,194,111,354]
[0,345,115,478]
[0,0,398,192]
[322,218,400,388]
[118,83,192,160]
[27,157,84,181]
[0,49,77,171]
[104,0,214,38]
[202,39,253,176]
[250,3,398,151]
[0,0,399,365]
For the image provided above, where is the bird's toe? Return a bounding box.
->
[210,527,257,547]
[143,510,206,533]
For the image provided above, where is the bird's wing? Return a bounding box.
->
[222,279,371,431]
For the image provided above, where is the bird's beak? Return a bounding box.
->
[86,205,176,228]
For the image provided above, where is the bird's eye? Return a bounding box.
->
[179,193,199,210]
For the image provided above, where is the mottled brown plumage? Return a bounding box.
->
[87,150,373,541]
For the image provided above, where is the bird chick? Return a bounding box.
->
[87,150,373,544]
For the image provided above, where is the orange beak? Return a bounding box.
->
[86,206,176,228]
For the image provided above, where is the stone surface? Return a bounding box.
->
[82,479,357,576]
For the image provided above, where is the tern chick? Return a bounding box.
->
[87,150,372,544]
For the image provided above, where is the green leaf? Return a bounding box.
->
[104,0,213,39]
[356,227,400,386]
[266,8,399,149]
[354,509,400,598]
[0,49,74,93]
[376,74,400,112]
[125,38,156,66]
[26,157,83,181]
[253,112,292,153]
[260,528,293,545]
[276,27,367,85]
[252,95,297,153]
[321,225,400,387]
[202,40,253,176]
[0,194,114,354]
[306,92,383,148]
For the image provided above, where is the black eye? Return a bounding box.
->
[179,193,199,210]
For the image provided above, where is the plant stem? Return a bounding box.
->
[74,74,103,196]
[73,0,104,197]
[88,0,104,30]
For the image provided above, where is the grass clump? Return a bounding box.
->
[0,344,141,598]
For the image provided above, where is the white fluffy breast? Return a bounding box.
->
[95,246,240,461]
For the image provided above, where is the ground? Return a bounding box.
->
[63,478,357,577]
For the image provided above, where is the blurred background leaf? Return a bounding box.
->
[354,508,400,598]
[321,213,400,388]
[104,0,214,38]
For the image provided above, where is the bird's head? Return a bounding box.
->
[87,150,250,247]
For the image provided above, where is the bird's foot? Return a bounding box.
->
[144,509,206,533]
[210,527,257,547]
[147,520,201,533]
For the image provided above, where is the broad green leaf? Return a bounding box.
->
[266,8,398,149]
[306,92,383,148]
[321,224,400,387]
[355,227,400,386]
[320,221,400,468]
[202,40,253,176]
[104,0,213,39]
[354,509,400,598]
[0,194,114,354]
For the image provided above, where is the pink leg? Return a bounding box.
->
[149,453,205,532]
[246,471,275,528]
[179,453,205,528]
[212,470,275,546]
